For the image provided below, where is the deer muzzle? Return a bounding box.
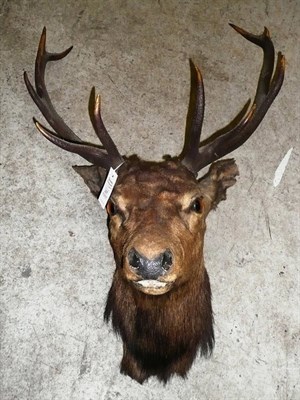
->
[127,248,174,295]
[128,248,173,279]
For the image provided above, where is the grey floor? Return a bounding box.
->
[1,1,299,399]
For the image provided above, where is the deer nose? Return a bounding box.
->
[128,248,173,280]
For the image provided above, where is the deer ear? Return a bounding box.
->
[198,159,239,210]
[72,165,107,198]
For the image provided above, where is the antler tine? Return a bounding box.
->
[229,24,275,108]
[180,24,285,174]
[24,28,123,170]
[179,60,205,172]
[89,87,124,168]
[33,119,113,168]
[24,27,79,142]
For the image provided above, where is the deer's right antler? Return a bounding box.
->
[24,27,124,170]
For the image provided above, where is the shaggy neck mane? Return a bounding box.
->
[104,262,214,383]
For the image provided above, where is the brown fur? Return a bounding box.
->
[74,158,238,383]
[104,263,214,383]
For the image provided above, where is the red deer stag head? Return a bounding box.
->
[24,25,285,383]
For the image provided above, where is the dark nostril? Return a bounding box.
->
[128,248,142,269]
[128,248,173,277]
[161,250,173,271]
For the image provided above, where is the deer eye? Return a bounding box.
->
[190,198,203,214]
[106,200,119,216]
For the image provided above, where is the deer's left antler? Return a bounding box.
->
[180,24,285,174]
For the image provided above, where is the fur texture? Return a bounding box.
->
[75,158,238,383]
[104,266,214,383]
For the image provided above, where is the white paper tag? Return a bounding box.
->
[98,167,118,208]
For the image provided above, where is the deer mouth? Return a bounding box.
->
[133,279,174,295]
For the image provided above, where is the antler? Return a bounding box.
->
[24,28,124,170]
[180,24,285,174]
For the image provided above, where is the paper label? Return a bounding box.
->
[98,168,118,208]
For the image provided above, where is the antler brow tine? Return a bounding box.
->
[24,27,123,170]
[180,24,285,174]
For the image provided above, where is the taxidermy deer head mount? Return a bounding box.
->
[24,24,284,383]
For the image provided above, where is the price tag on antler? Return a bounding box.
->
[98,168,118,209]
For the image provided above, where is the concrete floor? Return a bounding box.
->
[1,0,299,399]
